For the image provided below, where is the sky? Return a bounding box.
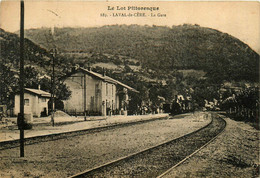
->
[0,1,259,54]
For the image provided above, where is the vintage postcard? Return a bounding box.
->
[0,1,259,177]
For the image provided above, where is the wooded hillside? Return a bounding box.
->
[25,24,259,83]
[1,24,258,112]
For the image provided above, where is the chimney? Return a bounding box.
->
[38,85,41,90]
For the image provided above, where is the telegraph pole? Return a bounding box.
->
[51,48,56,127]
[47,10,60,126]
[84,74,86,121]
[19,0,25,157]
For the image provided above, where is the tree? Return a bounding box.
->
[24,66,39,88]
[220,87,259,123]
[191,79,220,108]
[0,63,19,108]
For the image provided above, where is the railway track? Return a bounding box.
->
[69,113,226,178]
[0,116,168,151]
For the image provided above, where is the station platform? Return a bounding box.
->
[0,113,169,143]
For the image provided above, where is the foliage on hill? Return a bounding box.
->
[25,24,259,83]
[0,29,71,109]
[2,24,258,113]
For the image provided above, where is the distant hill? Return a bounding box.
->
[0,28,71,107]
[0,28,72,76]
[1,25,258,108]
[0,28,51,73]
[24,24,259,83]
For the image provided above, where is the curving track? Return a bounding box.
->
[70,113,226,178]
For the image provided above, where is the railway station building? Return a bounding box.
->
[63,67,138,116]
[14,88,51,117]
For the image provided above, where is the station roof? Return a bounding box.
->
[74,67,139,93]
[24,88,51,98]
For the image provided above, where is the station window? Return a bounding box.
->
[24,99,29,106]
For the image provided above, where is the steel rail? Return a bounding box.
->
[157,116,226,178]
[69,113,225,178]
[0,116,168,151]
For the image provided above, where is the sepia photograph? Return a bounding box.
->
[0,0,259,177]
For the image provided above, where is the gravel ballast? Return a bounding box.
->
[74,113,225,177]
[163,114,259,178]
[0,112,210,178]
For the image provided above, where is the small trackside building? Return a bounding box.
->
[63,67,138,116]
[14,88,51,117]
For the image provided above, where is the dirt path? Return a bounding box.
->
[163,114,259,178]
[0,112,210,178]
